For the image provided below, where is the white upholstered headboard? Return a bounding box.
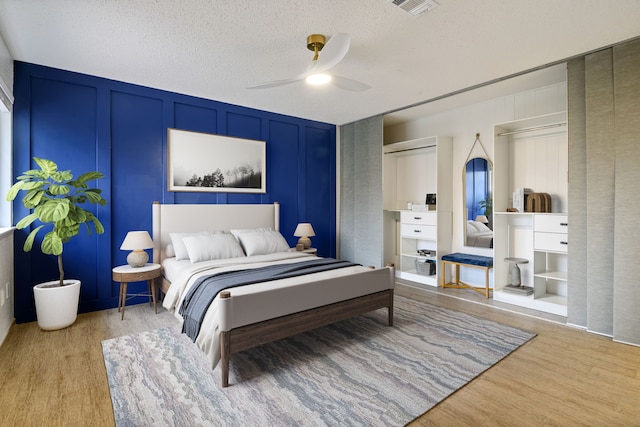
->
[152,202,280,264]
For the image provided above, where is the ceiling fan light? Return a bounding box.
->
[306,73,332,85]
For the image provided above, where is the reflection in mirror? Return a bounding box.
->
[464,158,493,248]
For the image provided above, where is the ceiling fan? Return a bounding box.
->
[246,33,371,92]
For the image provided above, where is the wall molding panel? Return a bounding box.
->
[11,61,336,323]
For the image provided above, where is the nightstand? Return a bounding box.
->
[112,263,162,320]
[291,247,317,255]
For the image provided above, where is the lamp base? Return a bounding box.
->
[127,250,148,268]
[297,236,311,250]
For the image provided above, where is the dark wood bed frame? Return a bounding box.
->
[218,287,394,387]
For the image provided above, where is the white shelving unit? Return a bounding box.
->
[382,135,452,287]
[492,112,568,316]
[397,210,452,286]
[493,213,568,316]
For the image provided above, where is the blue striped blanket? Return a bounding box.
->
[179,258,359,341]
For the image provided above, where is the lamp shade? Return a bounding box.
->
[293,223,316,238]
[120,231,154,268]
[475,215,489,224]
[120,231,154,250]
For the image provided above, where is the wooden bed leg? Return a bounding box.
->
[220,330,230,387]
[220,290,232,387]
[388,293,394,327]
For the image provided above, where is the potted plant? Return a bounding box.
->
[6,157,107,330]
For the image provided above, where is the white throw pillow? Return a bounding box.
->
[170,231,216,261]
[234,229,290,256]
[182,233,246,263]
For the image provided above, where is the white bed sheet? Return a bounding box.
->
[466,231,493,248]
[161,251,393,369]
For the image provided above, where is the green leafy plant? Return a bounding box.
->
[6,157,108,286]
[479,197,493,217]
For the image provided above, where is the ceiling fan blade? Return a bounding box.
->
[246,77,302,89]
[315,33,351,72]
[246,60,319,89]
[331,75,371,92]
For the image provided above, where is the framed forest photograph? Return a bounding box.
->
[168,128,266,193]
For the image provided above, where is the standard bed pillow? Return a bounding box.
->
[165,243,176,258]
[170,231,217,261]
[467,220,482,233]
[182,233,245,263]
[467,221,479,235]
[232,229,290,256]
[473,221,492,233]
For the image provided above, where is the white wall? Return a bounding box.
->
[384,81,567,258]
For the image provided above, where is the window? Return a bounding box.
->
[0,110,12,226]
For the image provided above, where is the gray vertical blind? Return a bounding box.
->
[567,58,587,328]
[567,38,640,345]
[339,115,384,267]
[611,39,640,346]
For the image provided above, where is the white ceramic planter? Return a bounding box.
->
[33,279,81,331]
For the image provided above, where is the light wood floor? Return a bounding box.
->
[1,286,639,426]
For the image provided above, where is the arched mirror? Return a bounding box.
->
[464,157,493,247]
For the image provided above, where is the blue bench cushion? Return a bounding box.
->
[442,253,493,267]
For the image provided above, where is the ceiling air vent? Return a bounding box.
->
[389,0,438,16]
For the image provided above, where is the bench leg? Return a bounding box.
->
[485,267,490,298]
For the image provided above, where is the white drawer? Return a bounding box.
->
[401,224,437,239]
[534,214,568,233]
[401,211,437,226]
[535,232,568,253]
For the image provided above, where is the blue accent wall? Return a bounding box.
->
[11,62,336,323]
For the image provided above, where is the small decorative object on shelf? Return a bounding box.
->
[415,259,436,276]
[417,249,435,257]
[425,193,436,207]
[503,257,533,295]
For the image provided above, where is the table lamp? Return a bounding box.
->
[294,223,315,249]
[120,231,154,267]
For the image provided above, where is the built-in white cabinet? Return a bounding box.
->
[383,136,452,287]
[492,112,568,316]
[397,210,450,286]
[493,213,567,316]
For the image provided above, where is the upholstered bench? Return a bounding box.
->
[441,253,494,298]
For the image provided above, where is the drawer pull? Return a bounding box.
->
[560,241,568,245]
[414,229,421,233]
[413,217,422,220]
[560,222,568,226]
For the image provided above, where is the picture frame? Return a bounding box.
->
[168,128,266,193]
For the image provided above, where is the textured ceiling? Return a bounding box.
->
[0,0,639,125]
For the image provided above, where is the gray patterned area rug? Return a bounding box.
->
[102,296,535,427]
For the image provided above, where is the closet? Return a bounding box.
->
[383,136,452,287]
[492,112,569,316]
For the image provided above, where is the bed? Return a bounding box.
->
[152,202,395,387]
[466,220,493,248]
